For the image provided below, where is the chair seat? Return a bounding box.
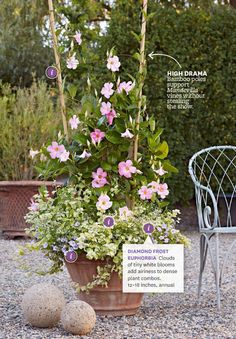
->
[201,226,236,234]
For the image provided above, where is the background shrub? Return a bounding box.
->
[0,81,61,180]
[99,3,236,203]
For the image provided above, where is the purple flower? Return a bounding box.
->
[69,240,79,250]
[62,246,67,254]
[164,238,169,243]
[60,237,68,243]
[43,243,48,249]
[52,245,59,252]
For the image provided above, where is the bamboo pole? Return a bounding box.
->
[127,0,148,211]
[133,0,148,161]
[48,0,69,141]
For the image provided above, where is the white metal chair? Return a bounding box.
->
[188,145,236,310]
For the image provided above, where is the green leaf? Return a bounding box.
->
[74,133,88,145]
[67,84,77,99]
[115,118,125,133]
[156,141,169,159]
[163,161,179,174]
[106,131,123,144]
[101,162,112,171]
[97,115,106,126]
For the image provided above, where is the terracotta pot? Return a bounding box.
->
[0,180,61,238]
[65,253,143,316]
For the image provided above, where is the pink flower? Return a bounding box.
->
[29,199,39,212]
[118,160,137,178]
[148,181,159,193]
[106,110,116,125]
[69,115,80,129]
[96,194,112,211]
[155,166,167,176]
[101,82,114,99]
[92,168,108,188]
[117,81,134,94]
[92,167,107,180]
[92,178,107,188]
[74,31,82,45]
[47,142,66,159]
[58,150,70,162]
[138,186,153,200]
[119,206,133,220]
[67,53,79,70]
[29,149,39,159]
[107,55,121,72]
[79,150,91,158]
[121,129,134,139]
[156,183,169,199]
[100,102,112,115]
[90,129,105,145]
[100,102,117,125]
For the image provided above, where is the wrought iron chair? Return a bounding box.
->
[188,145,236,310]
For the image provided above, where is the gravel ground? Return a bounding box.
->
[0,231,235,339]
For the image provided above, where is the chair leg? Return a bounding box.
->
[215,233,221,311]
[198,234,208,299]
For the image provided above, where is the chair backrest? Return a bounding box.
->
[189,146,236,230]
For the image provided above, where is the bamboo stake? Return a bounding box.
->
[127,0,148,211]
[48,0,69,141]
[133,0,148,161]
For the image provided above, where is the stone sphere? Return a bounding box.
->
[61,300,96,335]
[22,283,66,328]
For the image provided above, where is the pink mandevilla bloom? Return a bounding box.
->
[100,102,117,125]
[29,149,39,159]
[118,160,137,178]
[138,186,153,200]
[119,206,133,220]
[69,115,80,129]
[117,81,134,94]
[90,129,105,144]
[58,150,70,162]
[96,194,112,211]
[66,53,79,70]
[155,166,168,176]
[92,168,108,188]
[79,150,91,158]
[156,183,169,199]
[107,55,121,72]
[121,129,134,139]
[47,142,66,159]
[106,109,116,125]
[148,181,159,193]
[101,82,114,99]
[100,102,112,115]
[74,31,82,45]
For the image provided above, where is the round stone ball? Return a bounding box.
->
[22,283,66,328]
[61,300,96,335]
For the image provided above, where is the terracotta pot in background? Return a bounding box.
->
[0,180,60,238]
[65,253,143,316]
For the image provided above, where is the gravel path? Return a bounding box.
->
[0,231,235,339]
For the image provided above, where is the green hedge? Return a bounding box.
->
[100,3,236,203]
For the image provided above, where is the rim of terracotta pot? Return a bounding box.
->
[0,180,61,186]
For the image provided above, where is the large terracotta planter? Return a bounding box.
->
[65,253,143,316]
[0,180,60,238]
